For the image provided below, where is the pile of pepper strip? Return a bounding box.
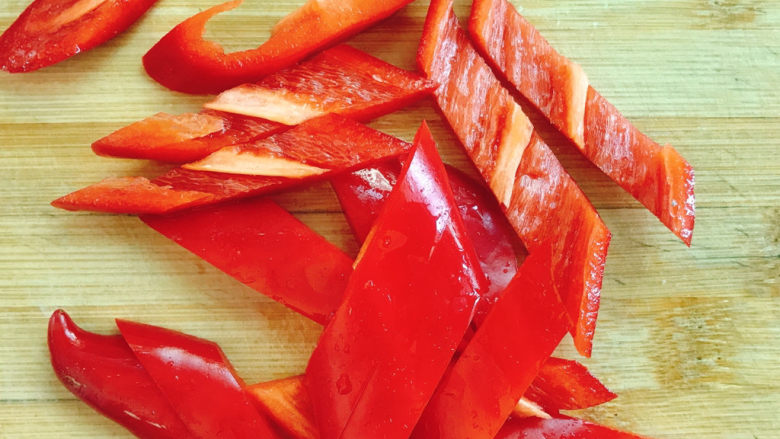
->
[27,0,695,437]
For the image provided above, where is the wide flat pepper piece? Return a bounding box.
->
[53,114,411,214]
[95,45,434,162]
[305,122,485,439]
[417,0,610,357]
[143,0,415,94]
[0,0,157,72]
[469,0,694,245]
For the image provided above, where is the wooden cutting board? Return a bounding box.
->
[0,0,777,437]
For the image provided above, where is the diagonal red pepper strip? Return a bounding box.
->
[469,0,695,245]
[141,198,352,325]
[0,0,158,72]
[305,122,485,439]
[411,246,570,438]
[417,0,611,357]
[496,416,653,439]
[48,310,194,438]
[95,45,435,163]
[331,161,525,324]
[52,114,412,215]
[115,318,279,438]
[143,0,415,94]
[525,357,617,413]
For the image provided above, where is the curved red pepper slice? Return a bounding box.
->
[96,45,434,162]
[305,122,485,439]
[141,198,352,325]
[332,161,525,324]
[497,416,652,439]
[411,247,569,439]
[143,0,414,94]
[52,114,411,214]
[116,318,277,438]
[526,357,617,413]
[48,310,193,438]
[469,0,694,245]
[0,0,157,72]
[418,0,611,357]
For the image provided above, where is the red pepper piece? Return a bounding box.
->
[332,161,524,324]
[52,114,412,214]
[143,0,414,94]
[92,110,284,163]
[469,0,695,245]
[116,318,278,438]
[48,310,193,438]
[526,357,617,413]
[496,416,652,439]
[418,0,610,357]
[141,198,352,325]
[96,45,434,162]
[0,0,157,72]
[305,122,485,439]
[411,247,569,439]
[246,376,317,439]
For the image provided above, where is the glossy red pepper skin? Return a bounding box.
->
[0,0,157,72]
[496,417,652,439]
[95,45,434,162]
[116,318,278,438]
[305,122,485,439]
[143,0,414,94]
[141,198,352,325]
[526,357,617,412]
[48,310,193,438]
[411,247,569,439]
[52,114,411,214]
[469,0,694,245]
[418,0,610,357]
[332,161,524,324]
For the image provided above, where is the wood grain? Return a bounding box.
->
[1,0,778,437]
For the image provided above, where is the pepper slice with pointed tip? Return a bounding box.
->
[496,416,653,439]
[143,0,415,94]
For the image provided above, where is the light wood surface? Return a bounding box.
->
[1,0,778,437]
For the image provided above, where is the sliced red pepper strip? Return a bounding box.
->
[96,45,434,162]
[115,318,278,438]
[143,0,415,94]
[246,376,317,439]
[411,247,569,438]
[48,310,193,438]
[53,114,412,214]
[0,0,157,72]
[496,416,652,439]
[92,110,285,163]
[418,0,611,357]
[305,122,485,439]
[469,0,695,245]
[525,357,617,413]
[332,161,524,324]
[141,198,352,325]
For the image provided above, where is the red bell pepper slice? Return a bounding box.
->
[305,122,485,439]
[411,247,569,438]
[52,114,411,214]
[0,0,157,72]
[141,198,352,325]
[469,0,695,245]
[48,310,193,438]
[496,416,652,439]
[115,318,278,438]
[525,357,617,413]
[143,0,415,94]
[418,0,611,357]
[246,376,317,439]
[95,45,434,162]
[332,161,525,324]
